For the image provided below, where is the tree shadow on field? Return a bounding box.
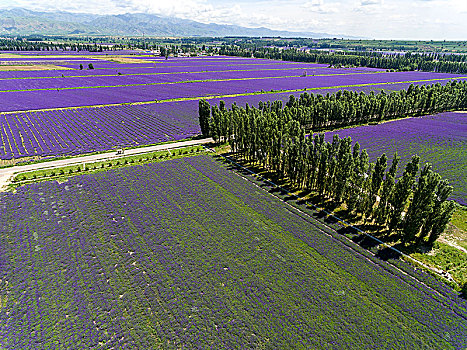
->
[337,226,359,237]
[306,193,327,208]
[337,209,362,225]
[265,185,281,194]
[324,215,338,225]
[283,194,297,203]
[352,234,380,250]
[313,210,328,220]
[376,247,402,261]
[392,242,420,256]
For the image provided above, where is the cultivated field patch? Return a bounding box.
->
[0,155,465,348]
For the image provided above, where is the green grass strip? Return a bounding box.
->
[11,145,207,186]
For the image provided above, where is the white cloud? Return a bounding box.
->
[360,0,383,6]
[118,0,213,17]
[303,0,338,13]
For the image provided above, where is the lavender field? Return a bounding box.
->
[0,104,197,159]
[325,112,467,205]
[0,155,465,349]
[1,53,466,162]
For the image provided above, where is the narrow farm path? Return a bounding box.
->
[0,137,213,190]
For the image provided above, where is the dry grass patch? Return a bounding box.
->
[0,156,43,167]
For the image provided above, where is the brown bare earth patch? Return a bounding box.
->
[0,156,43,167]
[0,65,74,71]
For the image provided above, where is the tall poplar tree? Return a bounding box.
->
[421,179,456,246]
[402,164,440,244]
[388,155,420,232]
[198,100,211,137]
[366,153,388,218]
[375,153,400,226]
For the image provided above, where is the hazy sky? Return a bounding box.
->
[2,0,467,40]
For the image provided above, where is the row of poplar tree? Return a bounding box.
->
[220,46,467,74]
[198,94,460,247]
[281,81,467,130]
[201,81,467,134]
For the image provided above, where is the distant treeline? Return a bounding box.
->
[220,46,467,74]
[198,82,465,246]
[0,40,124,52]
[0,39,217,56]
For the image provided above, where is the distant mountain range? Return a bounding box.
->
[0,8,356,38]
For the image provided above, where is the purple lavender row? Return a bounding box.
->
[0,53,404,79]
[0,69,431,91]
[0,75,464,112]
[5,156,465,348]
[54,60,328,70]
[0,64,363,79]
[0,50,145,55]
[0,66,380,81]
